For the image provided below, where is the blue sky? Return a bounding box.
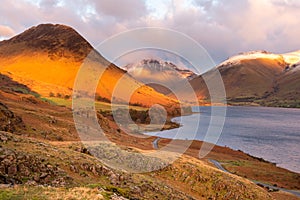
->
[1,0,300,65]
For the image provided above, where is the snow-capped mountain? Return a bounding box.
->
[123,59,197,81]
[122,59,198,94]
[174,50,300,107]
[218,50,300,70]
[282,50,300,71]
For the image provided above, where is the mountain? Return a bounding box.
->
[182,50,300,107]
[124,59,197,80]
[0,24,179,111]
[274,50,300,103]
[123,59,197,95]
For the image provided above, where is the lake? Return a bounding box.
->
[146,106,300,173]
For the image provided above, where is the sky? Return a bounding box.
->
[1,0,300,66]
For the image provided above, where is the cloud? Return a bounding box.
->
[0,25,15,37]
[92,0,149,21]
[153,0,300,62]
[1,0,300,65]
[39,0,60,8]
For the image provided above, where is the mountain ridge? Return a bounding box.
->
[0,23,180,112]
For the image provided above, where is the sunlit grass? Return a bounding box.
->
[44,97,148,111]
[0,186,105,200]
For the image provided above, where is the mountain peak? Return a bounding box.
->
[218,50,284,68]
[124,58,197,80]
[12,24,77,41]
[0,23,93,62]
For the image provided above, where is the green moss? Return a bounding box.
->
[0,191,21,200]
[86,183,102,189]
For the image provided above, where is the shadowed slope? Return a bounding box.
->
[177,51,300,107]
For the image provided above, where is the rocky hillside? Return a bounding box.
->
[0,131,273,200]
[0,102,25,133]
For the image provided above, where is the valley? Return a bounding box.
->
[0,24,299,199]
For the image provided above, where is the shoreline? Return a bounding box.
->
[148,135,300,175]
[195,102,300,109]
[146,106,300,174]
[151,134,300,174]
[151,136,300,192]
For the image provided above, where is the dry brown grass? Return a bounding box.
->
[270,191,300,200]
[158,139,300,191]
[0,186,105,200]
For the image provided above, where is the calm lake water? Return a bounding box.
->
[146,106,300,173]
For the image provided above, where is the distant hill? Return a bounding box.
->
[176,51,300,107]
[0,24,179,111]
[124,59,197,80]
[123,59,197,95]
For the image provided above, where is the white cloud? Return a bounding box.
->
[1,0,300,65]
[0,25,15,37]
[92,0,149,21]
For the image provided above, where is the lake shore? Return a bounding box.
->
[141,106,300,195]
[146,106,300,172]
[152,137,300,191]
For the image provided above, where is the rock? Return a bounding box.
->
[46,165,53,169]
[0,145,70,187]
[51,178,66,187]
[48,117,57,124]
[0,135,8,142]
[33,174,40,182]
[40,172,48,179]
[100,165,110,175]
[7,165,17,176]
[119,175,124,182]
[131,186,142,195]
[91,165,98,175]
[80,163,89,171]
[26,180,37,186]
[44,175,51,182]
[0,184,11,188]
[6,155,15,162]
[70,165,79,173]
[0,165,5,174]
[18,164,30,176]
[110,194,129,200]
[108,171,118,185]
